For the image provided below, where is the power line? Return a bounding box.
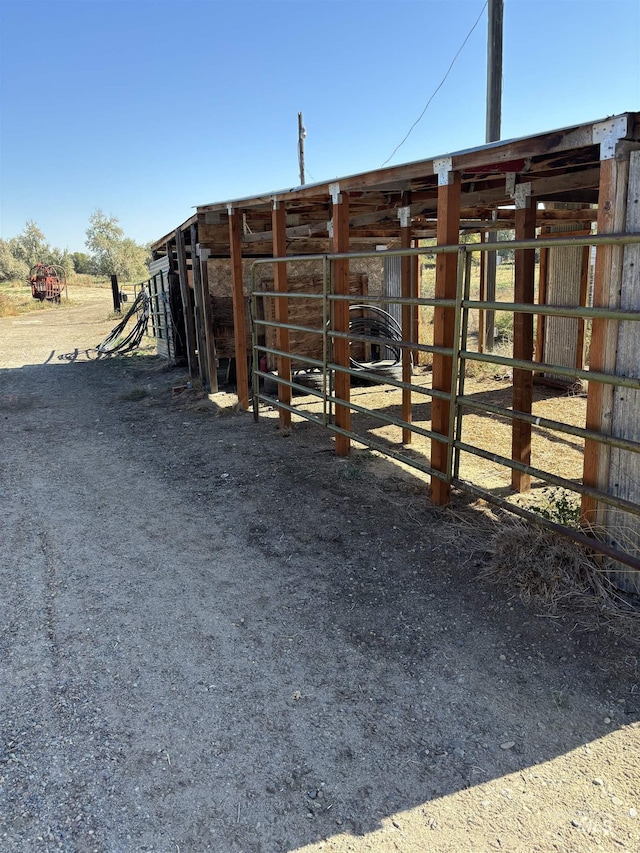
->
[381,0,489,168]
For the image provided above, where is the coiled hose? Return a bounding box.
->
[348,304,407,369]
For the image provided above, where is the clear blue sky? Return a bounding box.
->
[1,0,638,253]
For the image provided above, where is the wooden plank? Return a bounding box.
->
[431,172,461,505]
[272,201,291,429]
[199,247,219,393]
[228,210,250,410]
[582,154,631,524]
[332,191,351,457]
[534,229,550,364]
[607,149,640,591]
[576,243,590,370]
[174,227,197,376]
[511,197,537,492]
[412,250,419,360]
[400,208,413,444]
[189,224,207,386]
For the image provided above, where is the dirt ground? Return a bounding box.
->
[1,288,639,853]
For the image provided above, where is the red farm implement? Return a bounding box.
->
[28,263,67,303]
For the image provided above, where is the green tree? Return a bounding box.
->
[10,221,49,270]
[0,239,29,282]
[85,210,149,281]
[71,251,93,274]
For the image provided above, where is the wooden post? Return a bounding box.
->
[412,248,419,353]
[534,229,549,364]
[228,208,250,410]
[576,241,591,371]
[478,232,486,354]
[198,246,219,394]
[175,227,197,376]
[399,205,413,444]
[110,274,121,314]
[272,200,292,429]
[511,185,536,492]
[607,149,640,591]
[582,144,631,524]
[189,224,207,385]
[431,167,461,505]
[331,186,351,456]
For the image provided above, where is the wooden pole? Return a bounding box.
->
[298,112,306,186]
[484,0,503,353]
[399,205,413,444]
[485,0,503,144]
[228,208,250,410]
[431,170,461,506]
[511,188,536,492]
[332,187,351,456]
[272,200,292,429]
[175,227,197,376]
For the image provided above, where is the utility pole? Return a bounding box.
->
[298,112,306,186]
[484,0,503,352]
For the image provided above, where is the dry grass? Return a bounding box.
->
[0,276,112,318]
[0,282,52,317]
[482,515,640,640]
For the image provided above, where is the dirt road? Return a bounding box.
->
[1,292,639,852]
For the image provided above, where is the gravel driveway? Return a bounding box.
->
[1,293,639,852]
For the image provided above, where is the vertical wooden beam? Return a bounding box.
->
[412,248,419,352]
[576,243,590,370]
[431,168,461,506]
[331,186,351,456]
[175,227,197,376]
[399,204,413,444]
[534,229,549,364]
[228,208,250,410]
[199,247,219,393]
[478,231,486,354]
[272,200,291,429]
[189,224,207,385]
[511,186,536,492]
[582,149,631,524]
[607,149,640,592]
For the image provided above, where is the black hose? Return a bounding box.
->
[348,304,407,369]
[97,287,150,355]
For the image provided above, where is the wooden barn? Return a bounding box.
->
[148,112,640,587]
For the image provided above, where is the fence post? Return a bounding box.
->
[110,274,121,313]
[431,164,461,505]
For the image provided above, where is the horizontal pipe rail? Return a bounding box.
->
[458,397,640,456]
[460,350,640,390]
[322,391,446,445]
[455,440,640,517]
[249,232,640,271]
[257,393,447,482]
[256,343,450,400]
[254,318,323,336]
[463,300,640,322]
[452,480,640,572]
